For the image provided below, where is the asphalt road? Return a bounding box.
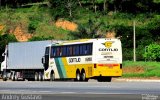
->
[0,80,160,100]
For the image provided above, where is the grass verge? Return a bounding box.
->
[122,61,160,78]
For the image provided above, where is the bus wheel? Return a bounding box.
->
[50,72,55,81]
[75,71,81,81]
[34,72,39,81]
[81,71,88,82]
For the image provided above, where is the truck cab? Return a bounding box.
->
[1,46,8,81]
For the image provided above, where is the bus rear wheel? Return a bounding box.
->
[75,71,81,81]
[81,71,88,82]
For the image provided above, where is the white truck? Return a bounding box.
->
[1,40,59,81]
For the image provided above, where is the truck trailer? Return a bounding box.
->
[1,40,60,81]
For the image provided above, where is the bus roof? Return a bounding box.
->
[51,38,120,46]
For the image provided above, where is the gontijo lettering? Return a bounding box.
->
[69,58,81,63]
[99,48,118,51]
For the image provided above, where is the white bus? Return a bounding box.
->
[42,38,122,82]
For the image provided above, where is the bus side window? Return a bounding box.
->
[50,47,54,58]
[86,43,93,55]
[80,45,84,55]
[90,43,93,55]
[56,47,61,57]
[62,46,67,57]
[52,47,57,57]
[58,47,62,57]
[66,46,71,56]
[75,45,79,56]
[69,46,73,56]
[83,44,87,55]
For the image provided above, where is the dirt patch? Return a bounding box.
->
[55,19,77,31]
[123,66,145,73]
[12,26,33,42]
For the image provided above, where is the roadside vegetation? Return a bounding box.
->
[123,61,160,78]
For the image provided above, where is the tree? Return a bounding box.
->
[143,43,160,61]
[49,0,77,19]
[0,34,17,63]
[65,0,77,17]
[67,19,105,40]
[153,0,160,3]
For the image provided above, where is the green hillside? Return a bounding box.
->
[1,0,160,63]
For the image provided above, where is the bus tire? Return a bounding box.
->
[81,71,88,82]
[75,71,81,81]
[50,71,55,81]
[34,72,39,81]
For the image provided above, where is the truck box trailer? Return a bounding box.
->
[1,40,60,81]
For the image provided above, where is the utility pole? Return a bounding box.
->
[133,20,136,62]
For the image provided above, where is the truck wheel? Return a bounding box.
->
[34,72,39,81]
[2,74,7,81]
[3,77,7,81]
[11,73,15,81]
[14,72,18,81]
[38,72,43,81]
[2,72,7,81]
[42,73,45,81]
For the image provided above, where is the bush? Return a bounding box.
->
[143,43,160,61]
[29,36,54,41]
[28,20,39,33]
[0,34,17,62]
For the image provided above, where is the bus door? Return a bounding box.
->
[43,47,50,71]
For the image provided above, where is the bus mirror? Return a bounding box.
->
[2,53,6,56]
[41,56,45,64]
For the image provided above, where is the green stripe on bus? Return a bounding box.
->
[58,58,67,78]
[54,58,67,78]
[54,58,63,78]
